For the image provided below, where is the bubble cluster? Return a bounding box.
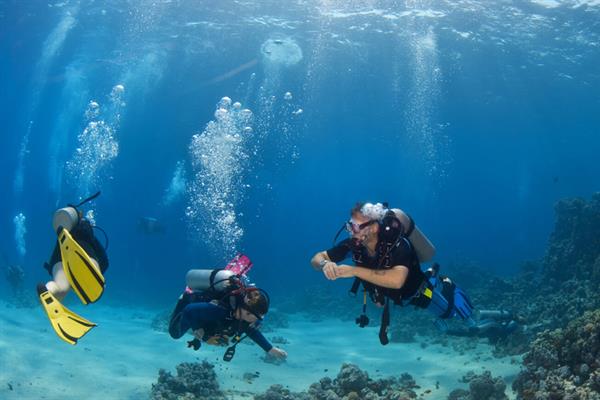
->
[66,84,125,198]
[162,160,186,206]
[112,84,125,95]
[13,213,27,259]
[84,101,100,120]
[405,29,450,184]
[186,97,254,255]
[85,209,96,226]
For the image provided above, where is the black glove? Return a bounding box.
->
[187,338,201,351]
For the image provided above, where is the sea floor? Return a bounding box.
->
[0,300,521,399]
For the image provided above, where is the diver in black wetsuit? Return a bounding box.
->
[311,202,476,344]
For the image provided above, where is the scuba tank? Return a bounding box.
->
[186,269,236,292]
[388,208,436,263]
[52,207,80,233]
[186,254,254,293]
[51,192,109,250]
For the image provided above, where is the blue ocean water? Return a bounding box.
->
[0,1,599,390]
[1,0,599,299]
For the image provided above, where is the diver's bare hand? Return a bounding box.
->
[193,328,205,340]
[268,347,287,359]
[322,262,338,280]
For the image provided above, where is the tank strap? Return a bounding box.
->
[209,269,223,287]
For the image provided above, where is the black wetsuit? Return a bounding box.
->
[44,219,109,275]
[169,299,272,352]
[326,238,426,304]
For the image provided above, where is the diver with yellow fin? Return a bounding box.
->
[37,192,109,345]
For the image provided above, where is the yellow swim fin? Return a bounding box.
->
[38,285,96,345]
[58,227,105,304]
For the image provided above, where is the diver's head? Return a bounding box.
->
[346,202,385,245]
[236,288,270,324]
[52,207,80,233]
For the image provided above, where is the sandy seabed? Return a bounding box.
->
[0,300,521,399]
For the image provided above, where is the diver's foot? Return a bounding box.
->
[425,263,440,278]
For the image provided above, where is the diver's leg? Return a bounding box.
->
[168,292,195,339]
[453,286,475,326]
[44,256,101,301]
[44,262,70,300]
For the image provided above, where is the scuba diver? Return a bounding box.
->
[37,192,109,345]
[311,202,476,345]
[168,254,287,362]
[446,309,521,341]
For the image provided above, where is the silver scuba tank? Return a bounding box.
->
[185,269,235,292]
[52,207,79,233]
[391,208,436,262]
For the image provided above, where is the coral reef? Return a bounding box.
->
[254,363,418,400]
[254,384,309,400]
[513,309,600,400]
[543,193,600,284]
[150,361,226,400]
[451,193,600,357]
[447,371,508,400]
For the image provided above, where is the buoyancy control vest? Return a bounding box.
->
[349,209,431,300]
[347,208,435,345]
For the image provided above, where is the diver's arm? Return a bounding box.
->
[332,264,409,289]
[246,327,273,352]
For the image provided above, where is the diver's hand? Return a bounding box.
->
[193,328,205,340]
[268,347,287,359]
[322,261,338,280]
